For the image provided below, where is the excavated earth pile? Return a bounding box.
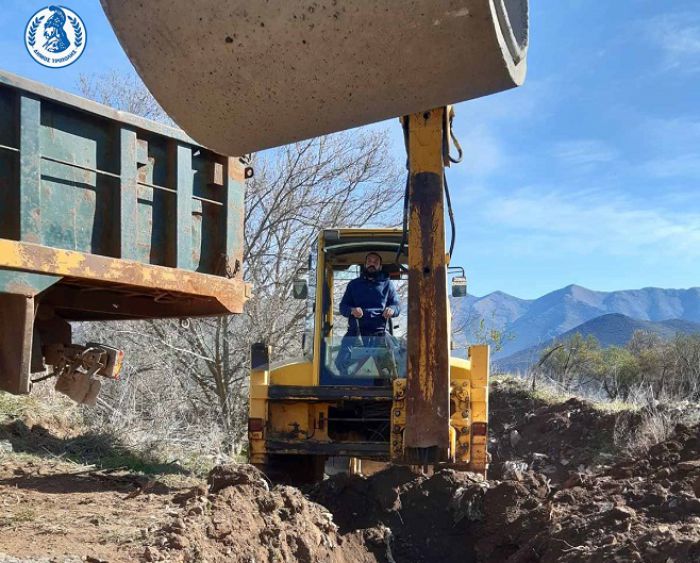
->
[3,382,699,562]
[308,466,491,562]
[308,422,700,562]
[488,378,641,483]
[143,464,376,563]
[526,421,700,562]
[146,420,700,563]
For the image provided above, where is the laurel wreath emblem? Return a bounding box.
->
[27,15,44,47]
[68,15,83,47]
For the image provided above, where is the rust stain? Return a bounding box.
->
[5,281,37,297]
[404,113,451,453]
[0,239,248,313]
[227,156,246,181]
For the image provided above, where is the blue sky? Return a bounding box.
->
[2,1,700,299]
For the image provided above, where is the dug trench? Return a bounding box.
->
[137,380,700,562]
[3,379,700,562]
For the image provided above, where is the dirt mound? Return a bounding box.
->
[489,378,640,483]
[309,466,488,562]
[309,465,550,562]
[144,464,375,562]
[530,421,700,562]
[4,383,698,562]
[308,422,700,562]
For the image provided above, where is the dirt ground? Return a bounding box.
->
[0,459,183,562]
[309,422,700,562]
[487,378,641,483]
[2,380,700,562]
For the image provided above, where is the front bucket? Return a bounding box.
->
[101,0,528,155]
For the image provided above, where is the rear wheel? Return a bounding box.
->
[254,454,326,485]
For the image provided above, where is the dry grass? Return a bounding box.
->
[0,385,214,478]
[497,373,639,412]
[495,373,700,459]
[0,508,37,529]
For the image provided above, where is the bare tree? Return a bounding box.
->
[77,71,403,453]
[78,70,173,124]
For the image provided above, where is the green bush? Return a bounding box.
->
[537,330,700,402]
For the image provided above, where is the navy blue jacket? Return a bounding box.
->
[339,272,400,336]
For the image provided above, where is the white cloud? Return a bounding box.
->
[646,13,700,72]
[482,187,700,258]
[553,139,618,167]
[452,125,504,177]
[642,154,700,179]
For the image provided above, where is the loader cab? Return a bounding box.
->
[248,227,489,479]
[302,229,409,387]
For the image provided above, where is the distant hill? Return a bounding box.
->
[495,313,700,372]
[454,285,700,359]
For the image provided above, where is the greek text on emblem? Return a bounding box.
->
[25,6,87,68]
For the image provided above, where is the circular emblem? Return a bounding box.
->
[25,6,87,68]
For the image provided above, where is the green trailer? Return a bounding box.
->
[0,70,249,398]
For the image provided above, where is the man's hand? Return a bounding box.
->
[351,307,364,318]
[382,307,394,319]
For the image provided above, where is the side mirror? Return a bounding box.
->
[451,276,467,298]
[292,278,308,299]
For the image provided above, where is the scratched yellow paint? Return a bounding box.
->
[269,361,314,386]
[403,108,445,173]
[54,251,85,270]
[0,240,22,265]
[0,238,247,313]
[407,109,449,418]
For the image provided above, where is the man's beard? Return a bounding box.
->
[366,266,377,273]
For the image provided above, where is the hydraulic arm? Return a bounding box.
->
[394,107,489,471]
[402,108,452,464]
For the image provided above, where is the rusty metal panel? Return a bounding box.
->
[19,96,41,244]
[0,87,19,241]
[0,239,248,316]
[119,127,139,260]
[135,134,171,266]
[403,110,451,463]
[0,70,240,277]
[0,71,251,397]
[0,70,248,321]
[171,141,193,270]
[0,294,33,394]
[224,158,245,278]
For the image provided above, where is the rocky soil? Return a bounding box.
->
[141,418,700,562]
[2,379,700,562]
[309,421,700,562]
[487,378,641,483]
[143,464,375,563]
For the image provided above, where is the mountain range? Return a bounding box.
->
[455,285,700,364]
[494,313,700,372]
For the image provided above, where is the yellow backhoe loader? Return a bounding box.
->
[248,225,490,481]
[101,0,529,481]
[246,107,491,480]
